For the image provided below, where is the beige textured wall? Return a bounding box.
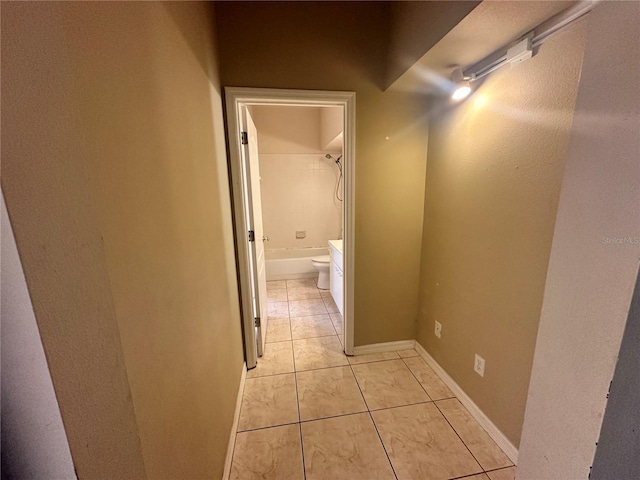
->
[1,2,244,479]
[216,1,430,345]
[416,19,587,446]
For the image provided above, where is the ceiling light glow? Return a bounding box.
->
[452,82,471,101]
[450,68,473,101]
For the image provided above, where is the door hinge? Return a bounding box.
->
[241,131,248,145]
[248,230,255,242]
[254,317,261,327]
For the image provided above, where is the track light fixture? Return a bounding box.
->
[450,68,474,101]
[447,1,594,102]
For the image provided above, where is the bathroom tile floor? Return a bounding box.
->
[230,278,516,480]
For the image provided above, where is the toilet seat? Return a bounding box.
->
[311,255,330,264]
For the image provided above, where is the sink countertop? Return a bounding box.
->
[328,239,343,254]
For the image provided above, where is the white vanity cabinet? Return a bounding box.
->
[328,240,344,316]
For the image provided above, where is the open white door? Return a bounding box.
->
[241,108,269,357]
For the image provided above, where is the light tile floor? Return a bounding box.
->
[230,278,516,480]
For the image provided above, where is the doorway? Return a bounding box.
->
[225,88,355,368]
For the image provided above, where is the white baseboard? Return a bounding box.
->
[352,339,416,356]
[413,342,519,464]
[222,362,247,480]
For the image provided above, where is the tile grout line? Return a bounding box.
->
[399,356,486,472]
[227,430,239,478]
[293,333,338,341]
[368,399,435,413]
[485,466,516,473]
[245,369,295,379]
[448,473,490,480]
[297,423,307,480]
[230,294,285,475]
[347,361,399,480]
[320,294,340,314]
[422,356,514,469]
[273,283,307,478]
[290,283,396,478]
[246,341,346,379]
[235,399,455,435]
[287,288,308,480]
[294,279,334,478]
[288,293,299,425]
[237,420,300,434]
[431,399,486,474]
[367,411,399,480]
[399,355,434,401]
[398,353,462,402]
[348,355,402,367]
[298,408,369,425]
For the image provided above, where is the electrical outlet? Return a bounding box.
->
[434,321,442,339]
[474,354,485,377]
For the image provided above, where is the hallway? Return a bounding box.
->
[230,279,516,480]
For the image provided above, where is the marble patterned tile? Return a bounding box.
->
[351,359,430,410]
[320,290,333,299]
[267,280,287,291]
[289,298,327,317]
[322,295,340,314]
[436,398,512,471]
[290,314,336,340]
[292,336,348,371]
[267,288,288,303]
[348,351,400,365]
[460,475,490,480]
[301,413,395,480]
[296,366,367,421]
[266,318,291,343]
[286,278,317,289]
[267,302,290,319]
[397,348,420,358]
[231,424,304,480]
[372,403,483,480]
[287,285,321,301]
[246,341,294,378]
[338,334,344,347]
[330,312,343,332]
[403,356,454,400]
[238,373,299,431]
[486,467,516,480]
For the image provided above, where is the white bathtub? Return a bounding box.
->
[265,247,328,281]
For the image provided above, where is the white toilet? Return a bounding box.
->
[311,255,331,290]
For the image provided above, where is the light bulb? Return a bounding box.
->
[452,81,471,101]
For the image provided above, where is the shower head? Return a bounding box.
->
[325,154,342,165]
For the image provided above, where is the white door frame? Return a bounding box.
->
[225,87,356,367]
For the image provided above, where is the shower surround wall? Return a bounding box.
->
[251,106,343,279]
[259,153,342,248]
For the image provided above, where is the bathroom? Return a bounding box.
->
[249,104,344,313]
